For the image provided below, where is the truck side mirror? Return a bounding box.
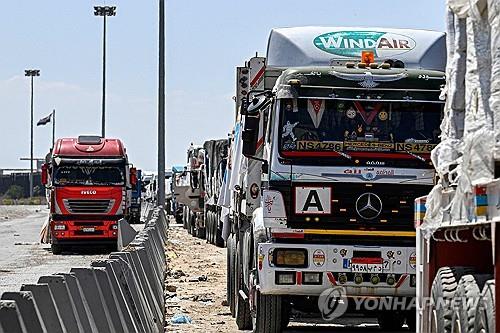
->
[242,95,270,158]
[130,167,137,186]
[41,163,48,185]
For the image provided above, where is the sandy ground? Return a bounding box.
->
[165,223,239,332]
[164,223,413,333]
[0,205,45,221]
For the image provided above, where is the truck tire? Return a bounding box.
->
[189,214,195,236]
[451,274,491,333]
[430,266,474,333]
[51,243,63,255]
[212,212,218,245]
[205,211,211,243]
[474,279,495,333]
[377,312,405,331]
[196,226,206,239]
[209,212,215,244]
[227,235,237,317]
[215,222,225,248]
[253,291,283,333]
[182,207,188,229]
[235,240,252,330]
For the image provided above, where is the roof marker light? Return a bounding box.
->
[361,51,375,65]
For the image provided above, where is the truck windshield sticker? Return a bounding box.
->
[313,31,416,58]
[282,121,299,141]
[307,99,325,128]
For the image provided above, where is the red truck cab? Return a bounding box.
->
[42,136,135,254]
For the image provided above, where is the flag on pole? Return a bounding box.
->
[37,113,52,126]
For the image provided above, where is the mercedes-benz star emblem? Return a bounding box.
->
[355,193,383,220]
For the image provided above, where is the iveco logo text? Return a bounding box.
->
[81,190,97,195]
[313,31,416,58]
[355,193,383,220]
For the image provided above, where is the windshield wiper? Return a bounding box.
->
[403,150,427,163]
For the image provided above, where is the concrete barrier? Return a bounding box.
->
[0,208,168,333]
[0,300,26,333]
[1,291,45,333]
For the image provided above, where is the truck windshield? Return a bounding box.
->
[279,98,442,167]
[53,165,125,186]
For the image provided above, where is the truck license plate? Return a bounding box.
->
[350,263,384,273]
[81,227,95,233]
[343,258,387,273]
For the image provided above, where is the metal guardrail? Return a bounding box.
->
[0,208,168,333]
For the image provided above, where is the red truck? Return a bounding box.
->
[41,136,137,254]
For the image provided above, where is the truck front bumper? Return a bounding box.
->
[51,219,118,242]
[257,242,416,297]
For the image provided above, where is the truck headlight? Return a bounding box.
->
[274,249,308,268]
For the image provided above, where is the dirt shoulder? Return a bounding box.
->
[0,205,46,221]
[165,224,241,332]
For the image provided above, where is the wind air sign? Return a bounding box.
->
[313,31,416,58]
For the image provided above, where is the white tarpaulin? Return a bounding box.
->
[422,0,496,235]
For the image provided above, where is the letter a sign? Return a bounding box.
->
[295,187,331,215]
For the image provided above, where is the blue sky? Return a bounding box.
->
[0,1,446,171]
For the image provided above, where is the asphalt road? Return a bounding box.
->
[0,206,142,295]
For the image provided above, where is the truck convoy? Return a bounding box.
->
[416,1,500,333]
[41,135,137,254]
[175,141,229,247]
[215,26,446,331]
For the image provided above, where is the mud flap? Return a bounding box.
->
[118,218,138,250]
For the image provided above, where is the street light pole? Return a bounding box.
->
[94,5,116,138]
[25,69,40,198]
[158,0,166,207]
[52,109,56,148]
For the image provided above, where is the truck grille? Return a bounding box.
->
[63,199,114,214]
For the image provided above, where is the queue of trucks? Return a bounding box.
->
[41,135,141,254]
[175,26,448,331]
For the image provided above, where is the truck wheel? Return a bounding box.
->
[51,243,63,255]
[474,279,495,333]
[430,266,474,333]
[253,291,283,333]
[377,312,405,331]
[227,235,237,317]
[451,274,491,333]
[182,207,188,229]
[212,212,217,245]
[205,212,211,243]
[196,227,206,239]
[189,214,195,235]
[208,212,214,244]
[235,240,252,330]
[215,220,225,248]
